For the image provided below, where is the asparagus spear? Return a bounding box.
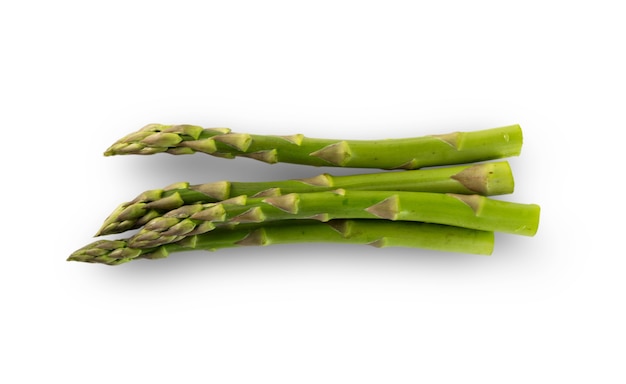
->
[96,161,514,236]
[69,220,495,265]
[128,190,540,248]
[104,124,523,169]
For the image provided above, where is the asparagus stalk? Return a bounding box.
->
[104,124,523,169]
[96,161,514,236]
[128,190,540,248]
[69,220,495,265]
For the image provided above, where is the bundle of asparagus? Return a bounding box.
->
[68,123,540,265]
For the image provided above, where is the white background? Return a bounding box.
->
[1,1,624,382]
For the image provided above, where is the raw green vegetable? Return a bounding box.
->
[68,123,539,265]
[96,161,514,236]
[128,190,540,248]
[104,124,523,169]
[68,220,495,265]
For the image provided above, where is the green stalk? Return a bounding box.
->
[68,220,495,265]
[104,124,523,169]
[96,161,514,236]
[128,190,540,248]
